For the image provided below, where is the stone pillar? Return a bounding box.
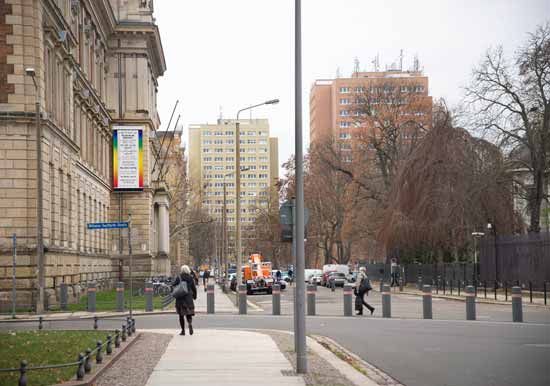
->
[158,203,169,255]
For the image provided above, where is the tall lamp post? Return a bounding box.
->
[235,100,279,285]
[25,68,44,312]
[222,168,249,284]
[487,222,499,287]
[471,231,485,281]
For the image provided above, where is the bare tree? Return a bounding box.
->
[351,79,432,191]
[187,206,215,268]
[305,139,374,265]
[465,22,550,233]
[379,102,517,262]
[245,184,291,269]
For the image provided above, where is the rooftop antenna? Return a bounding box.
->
[372,53,379,72]
[218,105,223,121]
[336,66,341,78]
[399,49,404,71]
[353,57,360,76]
[413,54,420,72]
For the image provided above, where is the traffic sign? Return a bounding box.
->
[87,222,129,230]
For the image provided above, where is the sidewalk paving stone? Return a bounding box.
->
[144,329,305,386]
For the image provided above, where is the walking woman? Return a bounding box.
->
[173,265,197,335]
[355,267,375,315]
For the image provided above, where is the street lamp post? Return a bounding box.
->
[471,232,485,281]
[220,168,249,286]
[235,100,279,286]
[25,68,44,313]
[487,222,499,287]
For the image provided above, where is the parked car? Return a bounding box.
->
[275,279,287,290]
[326,272,347,287]
[309,274,322,285]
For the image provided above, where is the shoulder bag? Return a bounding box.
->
[171,275,189,299]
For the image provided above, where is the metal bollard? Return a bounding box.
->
[399,277,404,292]
[19,360,27,386]
[466,285,476,320]
[87,282,97,312]
[84,348,92,373]
[145,282,153,312]
[106,335,113,355]
[131,318,136,333]
[77,353,85,380]
[207,284,215,314]
[93,316,98,330]
[417,276,423,291]
[307,284,316,316]
[114,329,121,348]
[382,284,391,318]
[272,284,281,315]
[60,283,68,311]
[121,325,127,342]
[38,316,43,330]
[529,281,533,304]
[126,317,132,337]
[96,340,103,364]
[512,286,523,322]
[330,278,336,292]
[422,285,433,319]
[343,284,353,316]
[116,282,125,312]
[238,284,247,315]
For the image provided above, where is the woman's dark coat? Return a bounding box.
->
[173,272,197,316]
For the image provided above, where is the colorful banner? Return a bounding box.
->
[113,126,144,191]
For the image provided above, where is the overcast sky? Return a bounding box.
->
[154,0,549,172]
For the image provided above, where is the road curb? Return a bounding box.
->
[396,290,549,308]
[309,334,404,386]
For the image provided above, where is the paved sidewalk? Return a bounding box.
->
[144,329,305,386]
[194,280,237,313]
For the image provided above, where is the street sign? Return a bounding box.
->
[279,201,309,242]
[87,222,129,230]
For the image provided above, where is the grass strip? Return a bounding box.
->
[0,330,113,386]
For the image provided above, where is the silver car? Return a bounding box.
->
[326,272,347,287]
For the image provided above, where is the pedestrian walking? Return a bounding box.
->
[172,265,197,335]
[390,258,399,287]
[190,269,199,286]
[276,270,282,282]
[203,268,210,290]
[355,267,374,315]
[288,268,293,286]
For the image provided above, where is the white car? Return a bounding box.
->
[309,274,322,285]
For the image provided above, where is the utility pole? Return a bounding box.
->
[294,0,307,373]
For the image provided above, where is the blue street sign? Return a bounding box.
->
[87,222,129,230]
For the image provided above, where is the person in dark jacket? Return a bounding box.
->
[355,267,374,315]
[173,265,197,335]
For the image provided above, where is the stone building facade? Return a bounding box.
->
[0,0,169,311]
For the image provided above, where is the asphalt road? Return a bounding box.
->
[2,285,549,386]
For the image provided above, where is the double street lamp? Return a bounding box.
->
[235,99,279,285]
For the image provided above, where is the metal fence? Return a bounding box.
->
[364,262,477,284]
[480,232,550,289]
